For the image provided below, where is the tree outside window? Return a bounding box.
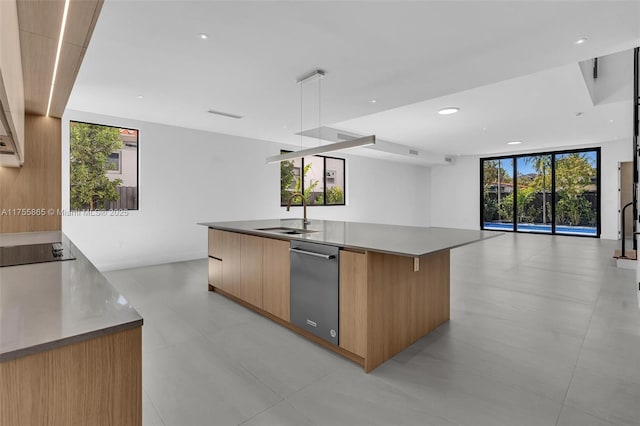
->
[70,121,139,210]
[280,152,345,206]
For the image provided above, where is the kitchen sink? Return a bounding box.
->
[256,227,318,235]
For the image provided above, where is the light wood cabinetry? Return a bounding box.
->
[0,115,61,233]
[1,327,142,426]
[364,250,450,372]
[240,234,263,308]
[221,231,241,297]
[206,228,451,373]
[339,250,367,358]
[208,228,223,259]
[0,0,25,164]
[262,238,290,322]
[209,230,288,314]
[208,257,222,287]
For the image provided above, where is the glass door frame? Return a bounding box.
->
[480,147,601,238]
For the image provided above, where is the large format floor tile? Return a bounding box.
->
[104,233,640,426]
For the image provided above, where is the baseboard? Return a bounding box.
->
[96,250,206,272]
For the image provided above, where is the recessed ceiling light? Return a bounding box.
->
[482,127,487,131]
[575,37,588,45]
[507,141,522,145]
[438,107,459,115]
[137,95,144,99]
[199,33,209,40]
[609,119,614,123]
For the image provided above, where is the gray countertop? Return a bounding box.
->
[0,232,143,362]
[199,219,499,257]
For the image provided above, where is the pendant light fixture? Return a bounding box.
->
[266,69,375,164]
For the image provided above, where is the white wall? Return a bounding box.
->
[430,139,632,240]
[62,109,431,271]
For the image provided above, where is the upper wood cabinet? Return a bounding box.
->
[0,0,25,166]
[262,238,290,322]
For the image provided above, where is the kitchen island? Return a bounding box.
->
[201,219,496,372]
[0,232,143,426]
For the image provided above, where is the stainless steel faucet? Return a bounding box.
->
[286,192,310,225]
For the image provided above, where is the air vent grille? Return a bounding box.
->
[409,149,419,156]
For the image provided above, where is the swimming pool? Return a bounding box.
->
[483,222,597,236]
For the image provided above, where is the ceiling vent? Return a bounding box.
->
[409,149,419,156]
[207,109,243,119]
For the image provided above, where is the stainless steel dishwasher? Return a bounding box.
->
[290,240,340,345]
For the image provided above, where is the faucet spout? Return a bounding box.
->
[286,192,310,225]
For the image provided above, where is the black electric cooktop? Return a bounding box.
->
[0,242,76,268]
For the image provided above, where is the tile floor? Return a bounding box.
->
[104,233,640,426]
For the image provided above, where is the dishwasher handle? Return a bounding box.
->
[289,247,336,260]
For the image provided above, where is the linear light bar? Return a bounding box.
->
[266,135,375,164]
[46,0,71,117]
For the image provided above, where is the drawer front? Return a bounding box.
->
[208,257,222,287]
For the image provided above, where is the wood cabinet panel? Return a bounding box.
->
[0,327,141,426]
[262,238,290,322]
[208,228,223,259]
[0,115,61,233]
[221,231,241,296]
[208,257,222,287]
[339,250,367,357]
[240,234,263,308]
[365,250,450,372]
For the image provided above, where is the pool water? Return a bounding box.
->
[483,222,597,236]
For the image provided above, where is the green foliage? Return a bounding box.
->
[498,194,513,221]
[280,159,344,206]
[483,159,513,186]
[281,162,319,205]
[483,191,498,221]
[555,153,596,226]
[556,196,595,226]
[497,188,537,223]
[70,123,123,210]
[280,160,295,205]
[326,186,344,204]
[317,186,345,205]
[555,154,595,197]
[523,155,551,224]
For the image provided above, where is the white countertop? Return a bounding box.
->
[0,232,142,361]
[199,219,499,257]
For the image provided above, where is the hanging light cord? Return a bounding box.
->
[318,75,321,146]
[300,79,303,150]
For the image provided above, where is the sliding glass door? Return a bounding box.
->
[554,151,599,236]
[480,148,600,237]
[482,158,514,231]
[516,155,552,233]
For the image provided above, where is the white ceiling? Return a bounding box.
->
[68,0,640,162]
